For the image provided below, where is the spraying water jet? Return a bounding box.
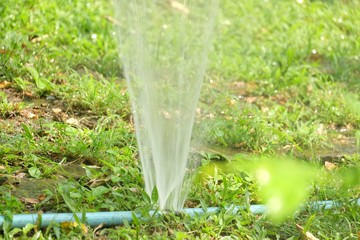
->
[113,0,219,210]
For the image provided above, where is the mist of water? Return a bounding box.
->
[114,0,219,210]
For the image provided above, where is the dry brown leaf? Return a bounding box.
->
[304,232,320,240]
[245,96,257,104]
[307,84,313,93]
[261,106,269,113]
[316,124,327,135]
[23,91,33,97]
[23,197,40,204]
[30,34,49,43]
[0,81,12,89]
[324,161,337,171]
[65,117,80,126]
[168,0,189,14]
[129,187,140,193]
[232,81,246,88]
[228,99,237,106]
[20,110,38,119]
[229,81,258,96]
[60,221,88,234]
[15,172,27,179]
[296,224,319,240]
[38,195,46,201]
[52,108,62,114]
[105,16,121,26]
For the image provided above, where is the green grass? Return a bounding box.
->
[1,0,359,239]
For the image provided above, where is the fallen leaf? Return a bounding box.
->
[30,34,49,43]
[0,49,8,54]
[20,110,38,119]
[245,96,257,104]
[228,99,237,106]
[15,172,27,179]
[307,84,313,93]
[324,161,337,171]
[65,117,79,126]
[23,197,40,204]
[0,81,12,89]
[296,224,319,240]
[168,0,189,14]
[304,231,319,240]
[23,91,33,97]
[60,221,88,234]
[105,16,120,26]
[232,81,246,88]
[38,195,46,201]
[129,187,140,193]
[261,106,269,112]
[316,124,327,135]
[52,108,62,114]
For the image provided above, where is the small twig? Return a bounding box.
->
[105,16,121,26]
[296,224,319,240]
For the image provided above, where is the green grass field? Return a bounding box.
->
[1,0,359,239]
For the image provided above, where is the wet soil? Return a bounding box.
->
[0,87,99,132]
[0,87,99,210]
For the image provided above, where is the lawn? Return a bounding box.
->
[0,0,359,239]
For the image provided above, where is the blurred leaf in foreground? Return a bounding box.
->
[198,154,320,222]
[250,156,318,223]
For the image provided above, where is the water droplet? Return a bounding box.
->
[91,34,97,40]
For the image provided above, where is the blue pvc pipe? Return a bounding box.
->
[1,199,359,229]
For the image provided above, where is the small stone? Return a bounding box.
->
[46,95,56,101]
